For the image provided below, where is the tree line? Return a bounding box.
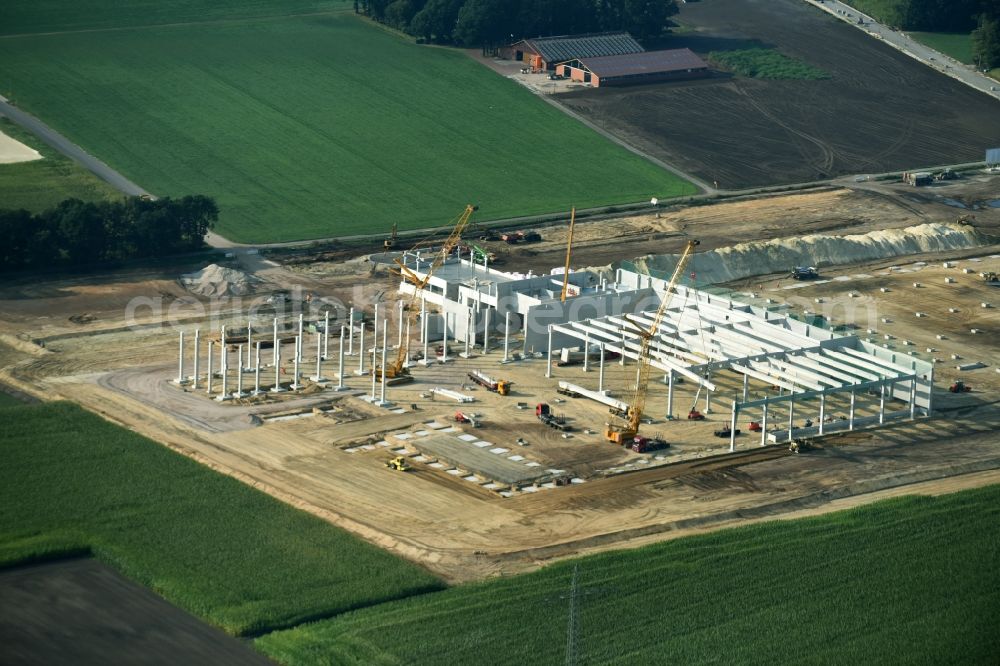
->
[356,0,679,47]
[0,195,218,273]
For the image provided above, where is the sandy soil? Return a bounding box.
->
[0,129,42,164]
[556,0,1000,188]
[2,184,999,583]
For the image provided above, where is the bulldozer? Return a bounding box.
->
[385,456,411,472]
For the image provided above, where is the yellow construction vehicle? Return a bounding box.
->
[385,456,411,471]
[383,222,398,252]
[377,205,477,382]
[560,207,576,302]
[605,239,700,445]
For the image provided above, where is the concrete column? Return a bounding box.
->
[666,369,674,419]
[849,391,856,431]
[217,344,229,401]
[620,330,626,366]
[503,311,511,363]
[599,343,606,393]
[441,315,449,363]
[927,368,934,415]
[336,326,346,391]
[370,340,378,401]
[373,304,380,359]
[729,401,738,452]
[357,323,366,375]
[192,329,200,389]
[297,314,304,362]
[909,378,917,420]
[235,344,244,398]
[879,381,886,424]
[348,307,355,355]
[704,369,712,413]
[405,319,412,367]
[272,318,279,368]
[206,340,214,395]
[463,309,471,358]
[818,393,826,435]
[787,395,795,443]
[546,326,553,379]
[175,331,185,384]
[271,336,285,393]
[312,331,325,382]
[761,400,768,446]
[292,336,301,390]
[483,308,490,353]
[254,342,262,395]
[421,300,430,365]
[379,323,389,406]
[742,373,749,402]
[419,298,426,344]
[583,332,590,372]
[247,324,253,370]
[323,311,330,360]
[397,301,404,350]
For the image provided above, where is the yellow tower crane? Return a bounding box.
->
[605,239,700,445]
[560,207,576,302]
[380,204,478,381]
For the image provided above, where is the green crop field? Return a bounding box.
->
[0,401,442,636]
[0,5,692,244]
[0,118,121,212]
[909,32,974,65]
[258,485,1000,664]
[709,48,830,80]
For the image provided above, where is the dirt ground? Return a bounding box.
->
[556,0,1000,188]
[0,559,273,665]
[2,183,999,583]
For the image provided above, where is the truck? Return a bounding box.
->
[631,435,669,453]
[501,230,542,244]
[903,171,933,186]
[791,266,819,280]
[536,403,571,431]
[467,370,512,396]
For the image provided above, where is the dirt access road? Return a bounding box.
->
[557,0,1000,189]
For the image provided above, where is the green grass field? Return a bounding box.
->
[0,9,692,244]
[257,485,1000,664]
[0,401,442,636]
[0,118,121,212]
[909,32,974,64]
[709,48,830,80]
[0,0,348,35]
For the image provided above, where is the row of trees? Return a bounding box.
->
[357,0,679,46]
[973,13,1000,69]
[848,1,999,68]
[0,196,217,273]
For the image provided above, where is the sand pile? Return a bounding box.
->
[180,264,256,298]
[616,223,990,285]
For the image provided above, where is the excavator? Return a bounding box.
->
[605,239,700,445]
[377,204,478,384]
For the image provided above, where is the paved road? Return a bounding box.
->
[0,96,154,197]
[807,0,1000,102]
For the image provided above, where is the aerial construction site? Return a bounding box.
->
[2,176,999,582]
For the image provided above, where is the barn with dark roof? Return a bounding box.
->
[555,48,710,87]
[500,32,644,71]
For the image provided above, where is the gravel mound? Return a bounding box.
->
[618,222,990,285]
[180,264,256,298]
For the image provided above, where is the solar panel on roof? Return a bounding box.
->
[529,32,644,63]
